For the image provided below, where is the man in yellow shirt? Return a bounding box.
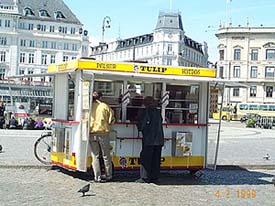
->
[90,91,115,183]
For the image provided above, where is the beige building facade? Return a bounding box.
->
[216,26,275,105]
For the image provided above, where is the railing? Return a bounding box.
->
[0,79,52,87]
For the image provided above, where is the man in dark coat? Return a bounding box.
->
[136,96,164,183]
[0,101,5,129]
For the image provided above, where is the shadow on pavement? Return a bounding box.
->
[156,169,274,186]
[51,166,274,186]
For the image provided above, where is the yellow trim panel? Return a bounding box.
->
[48,59,216,78]
[51,152,204,170]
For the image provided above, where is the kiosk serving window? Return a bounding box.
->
[94,80,124,121]
[68,78,75,120]
[165,84,199,124]
[94,80,163,122]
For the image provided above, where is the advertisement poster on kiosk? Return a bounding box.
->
[38,103,52,115]
[14,102,30,117]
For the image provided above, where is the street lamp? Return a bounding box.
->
[102,16,111,42]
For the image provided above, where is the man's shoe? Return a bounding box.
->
[135,178,147,183]
[94,177,106,183]
[149,179,160,184]
[94,179,106,183]
[101,175,113,181]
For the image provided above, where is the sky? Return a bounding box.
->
[64,0,275,62]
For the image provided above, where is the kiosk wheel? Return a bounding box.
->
[34,132,52,165]
[190,169,204,179]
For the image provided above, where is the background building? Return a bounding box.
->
[216,25,275,105]
[0,0,89,113]
[91,12,209,68]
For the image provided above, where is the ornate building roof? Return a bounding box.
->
[155,11,183,31]
[0,0,81,24]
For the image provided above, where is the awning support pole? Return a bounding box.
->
[213,83,225,170]
[84,73,94,168]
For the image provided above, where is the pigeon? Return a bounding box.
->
[77,184,90,197]
[263,154,271,160]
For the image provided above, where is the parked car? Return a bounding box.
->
[257,116,273,129]
[240,113,261,123]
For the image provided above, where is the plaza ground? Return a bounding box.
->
[0,121,275,205]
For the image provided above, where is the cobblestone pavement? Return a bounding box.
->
[0,130,44,166]
[0,167,274,206]
[208,121,275,166]
[1,122,275,167]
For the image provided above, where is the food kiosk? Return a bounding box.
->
[47,58,223,173]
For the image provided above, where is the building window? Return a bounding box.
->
[55,11,66,19]
[5,20,10,27]
[63,43,69,50]
[219,50,224,61]
[234,48,241,60]
[28,69,34,74]
[41,54,47,65]
[72,56,77,60]
[250,66,257,78]
[24,8,35,16]
[219,66,224,79]
[71,27,76,34]
[59,26,67,34]
[72,44,77,51]
[96,82,114,96]
[28,24,34,30]
[167,44,173,54]
[40,9,50,17]
[186,49,190,58]
[0,68,5,79]
[29,40,35,47]
[250,86,257,97]
[0,37,7,45]
[167,58,172,65]
[27,69,33,81]
[49,26,55,32]
[20,53,26,63]
[266,49,275,60]
[251,49,258,61]
[0,51,6,62]
[42,41,48,48]
[51,42,57,49]
[19,22,25,29]
[63,55,69,62]
[20,39,26,47]
[266,86,273,98]
[50,55,55,64]
[19,68,24,75]
[40,25,46,31]
[28,53,34,64]
[233,66,240,78]
[265,66,275,78]
[233,88,240,97]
